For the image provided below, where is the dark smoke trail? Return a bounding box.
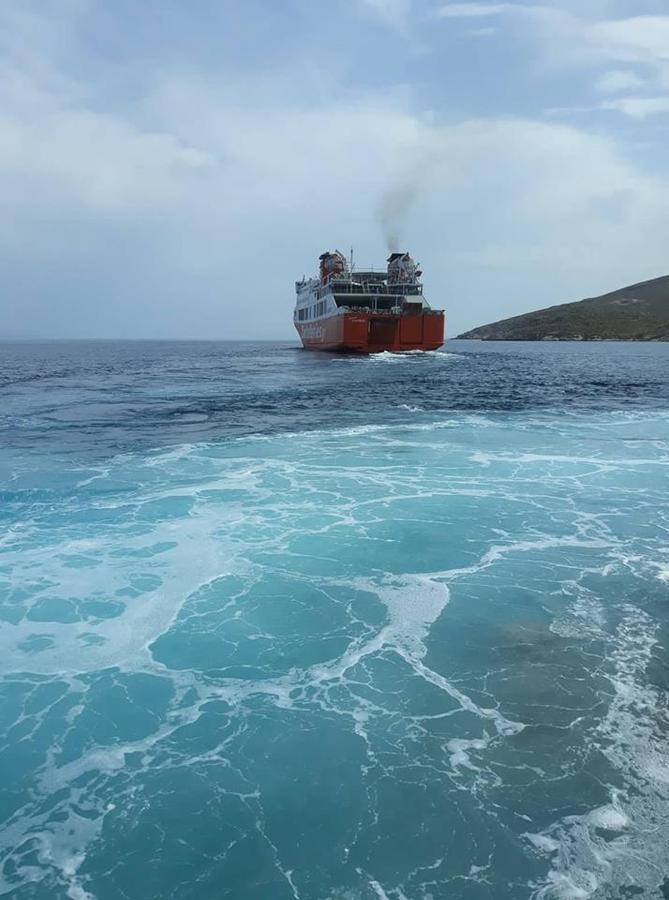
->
[378,181,420,253]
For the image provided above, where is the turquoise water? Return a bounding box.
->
[1,340,668,899]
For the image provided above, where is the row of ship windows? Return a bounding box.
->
[297,300,328,321]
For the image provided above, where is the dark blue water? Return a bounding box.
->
[1,340,668,899]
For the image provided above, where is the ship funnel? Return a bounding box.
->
[387,252,418,284]
[319,250,348,285]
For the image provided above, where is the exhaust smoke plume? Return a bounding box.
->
[377,144,439,253]
[378,181,420,253]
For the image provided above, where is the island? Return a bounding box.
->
[456,274,669,341]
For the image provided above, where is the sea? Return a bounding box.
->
[1,338,668,900]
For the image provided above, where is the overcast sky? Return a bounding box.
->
[2,0,669,339]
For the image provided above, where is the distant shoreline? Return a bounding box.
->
[453,336,669,342]
[456,274,669,342]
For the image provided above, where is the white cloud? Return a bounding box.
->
[0,99,214,215]
[361,0,412,29]
[595,69,646,95]
[602,95,669,118]
[467,26,498,37]
[590,16,669,64]
[436,5,669,74]
[5,69,669,335]
[2,0,669,337]
[436,3,669,120]
[436,3,515,18]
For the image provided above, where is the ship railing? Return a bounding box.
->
[317,282,422,299]
[334,295,427,312]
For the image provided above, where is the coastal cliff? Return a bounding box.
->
[457,275,669,341]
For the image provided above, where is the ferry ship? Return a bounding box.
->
[294,251,445,352]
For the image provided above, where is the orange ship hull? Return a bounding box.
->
[296,311,445,353]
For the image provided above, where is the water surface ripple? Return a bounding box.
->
[1,340,668,899]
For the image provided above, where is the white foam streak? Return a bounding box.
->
[529,607,669,899]
[3,400,669,898]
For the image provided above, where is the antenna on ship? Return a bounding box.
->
[350,246,354,277]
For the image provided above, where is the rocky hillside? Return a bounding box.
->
[457,275,669,341]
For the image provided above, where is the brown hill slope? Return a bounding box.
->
[457,275,669,341]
